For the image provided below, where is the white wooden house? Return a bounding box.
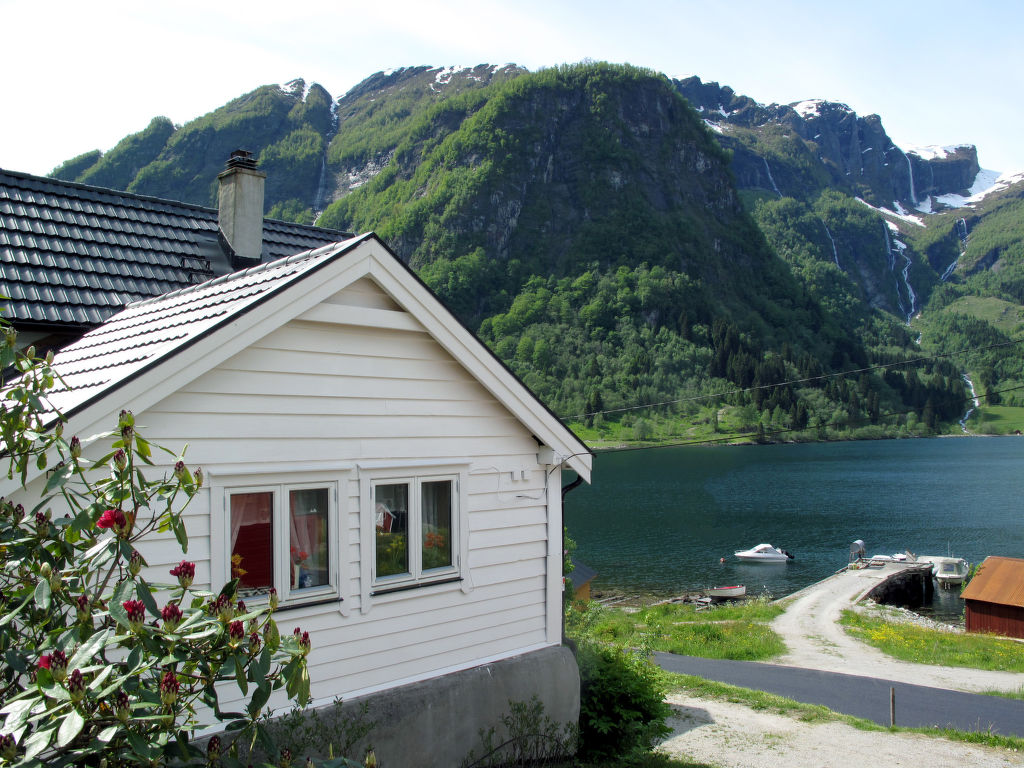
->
[1,233,591,765]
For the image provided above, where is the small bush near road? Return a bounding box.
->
[840,610,1024,671]
[576,642,673,763]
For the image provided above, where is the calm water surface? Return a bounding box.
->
[564,438,1024,618]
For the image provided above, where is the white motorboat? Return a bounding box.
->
[918,556,969,587]
[706,584,746,600]
[734,543,793,563]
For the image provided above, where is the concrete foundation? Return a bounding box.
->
[258,645,580,767]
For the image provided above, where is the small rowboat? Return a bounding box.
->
[706,584,746,600]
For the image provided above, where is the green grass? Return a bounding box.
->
[969,404,1024,435]
[839,610,1024,671]
[941,296,1024,337]
[578,599,786,661]
[666,673,1024,752]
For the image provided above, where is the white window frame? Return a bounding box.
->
[212,469,344,608]
[359,462,469,601]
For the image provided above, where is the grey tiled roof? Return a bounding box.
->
[46,234,369,421]
[0,168,351,332]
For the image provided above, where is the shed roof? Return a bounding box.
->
[960,556,1024,608]
[0,168,350,331]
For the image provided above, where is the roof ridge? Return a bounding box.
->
[121,234,367,312]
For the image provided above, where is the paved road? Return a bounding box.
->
[655,652,1024,737]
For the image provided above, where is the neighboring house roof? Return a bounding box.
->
[567,558,597,589]
[0,168,350,333]
[960,556,1024,608]
[22,232,591,481]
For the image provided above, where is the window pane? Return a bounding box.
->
[290,488,329,589]
[375,483,409,577]
[421,480,453,571]
[230,491,273,595]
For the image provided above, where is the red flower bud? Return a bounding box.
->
[161,603,183,633]
[114,690,130,722]
[67,668,86,703]
[169,560,195,589]
[159,669,179,708]
[69,435,82,459]
[0,733,15,760]
[293,628,311,656]
[123,599,146,632]
[76,594,90,623]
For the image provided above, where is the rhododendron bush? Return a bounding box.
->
[0,329,347,766]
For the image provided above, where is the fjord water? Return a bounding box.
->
[564,438,1024,616]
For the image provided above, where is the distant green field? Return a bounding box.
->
[942,296,1024,337]
[967,405,1024,435]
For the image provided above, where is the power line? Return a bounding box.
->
[561,337,1024,422]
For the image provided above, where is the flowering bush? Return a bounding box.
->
[0,329,359,765]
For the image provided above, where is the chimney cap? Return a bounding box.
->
[225,149,258,170]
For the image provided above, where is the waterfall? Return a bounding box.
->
[901,149,917,205]
[312,152,329,217]
[822,221,840,267]
[940,258,959,281]
[763,157,782,197]
[959,374,981,432]
[882,222,916,323]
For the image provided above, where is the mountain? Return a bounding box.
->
[45,63,1024,440]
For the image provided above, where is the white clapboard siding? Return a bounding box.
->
[126,305,560,700]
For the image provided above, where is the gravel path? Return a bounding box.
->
[770,563,1024,693]
[656,563,1024,766]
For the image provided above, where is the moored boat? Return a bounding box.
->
[918,555,969,587]
[735,543,794,563]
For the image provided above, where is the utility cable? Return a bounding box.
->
[561,337,1024,422]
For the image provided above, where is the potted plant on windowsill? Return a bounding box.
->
[290,546,309,588]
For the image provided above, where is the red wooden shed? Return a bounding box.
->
[960,556,1024,639]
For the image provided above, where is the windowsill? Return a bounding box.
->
[371,575,463,597]
[273,595,344,613]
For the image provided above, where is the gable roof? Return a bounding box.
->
[0,168,350,333]
[26,232,591,481]
[961,556,1024,608]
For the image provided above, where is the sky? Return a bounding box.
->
[3,0,1023,177]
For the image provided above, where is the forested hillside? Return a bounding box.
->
[44,62,1024,441]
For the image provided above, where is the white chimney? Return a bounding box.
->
[217,150,266,265]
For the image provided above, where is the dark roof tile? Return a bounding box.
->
[0,169,351,329]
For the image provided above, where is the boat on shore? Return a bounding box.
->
[706,584,746,600]
[735,543,794,563]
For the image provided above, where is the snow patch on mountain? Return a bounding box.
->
[906,144,974,161]
[934,168,1024,208]
[857,197,926,227]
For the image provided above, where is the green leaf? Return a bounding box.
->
[135,435,153,460]
[108,599,130,630]
[137,579,160,617]
[97,724,120,743]
[69,628,112,670]
[265,619,280,652]
[43,461,74,493]
[247,682,271,718]
[22,724,54,759]
[0,593,32,627]
[55,708,84,747]
[33,579,51,611]
[233,654,248,696]
[173,516,188,551]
